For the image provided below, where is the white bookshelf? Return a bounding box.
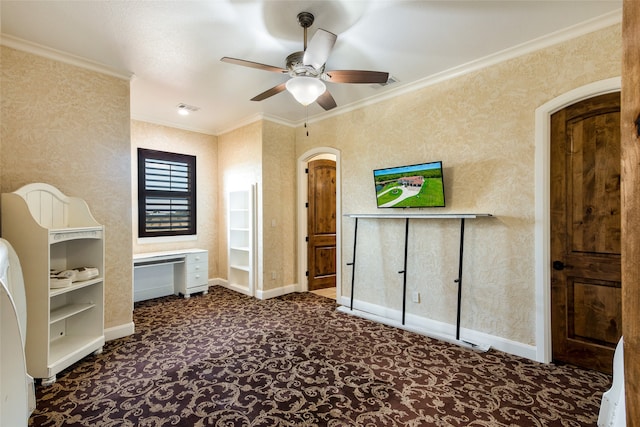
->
[1,183,105,385]
[227,186,255,296]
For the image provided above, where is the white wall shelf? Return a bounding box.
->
[227,186,255,296]
[344,213,492,219]
[49,303,95,324]
[49,278,103,297]
[1,183,105,385]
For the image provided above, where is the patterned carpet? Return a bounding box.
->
[29,287,611,427]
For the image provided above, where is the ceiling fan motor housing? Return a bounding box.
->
[286,51,323,78]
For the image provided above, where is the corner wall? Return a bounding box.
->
[217,121,263,290]
[217,120,296,297]
[261,121,296,293]
[0,46,133,331]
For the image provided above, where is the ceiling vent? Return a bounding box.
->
[177,103,200,116]
[177,103,200,112]
[375,75,398,88]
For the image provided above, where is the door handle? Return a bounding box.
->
[552,260,568,271]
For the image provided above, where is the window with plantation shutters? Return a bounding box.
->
[137,148,196,237]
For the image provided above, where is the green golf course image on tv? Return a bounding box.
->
[373,161,445,208]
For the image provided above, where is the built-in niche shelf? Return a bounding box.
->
[227,186,256,296]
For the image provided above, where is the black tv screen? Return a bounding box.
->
[373,161,445,208]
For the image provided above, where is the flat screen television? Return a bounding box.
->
[373,161,445,208]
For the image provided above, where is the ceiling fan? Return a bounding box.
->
[221,11,389,110]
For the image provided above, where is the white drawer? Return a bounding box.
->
[186,252,207,264]
[186,252,207,275]
[184,250,208,290]
[186,270,207,286]
[187,261,207,274]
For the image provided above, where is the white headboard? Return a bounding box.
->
[13,183,70,229]
[8,183,99,228]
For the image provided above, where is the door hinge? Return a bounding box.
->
[305,236,309,242]
[305,168,309,174]
[305,202,309,208]
[305,271,309,277]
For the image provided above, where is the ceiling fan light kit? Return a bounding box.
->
[286,77,326,106]
[220,11,389,111]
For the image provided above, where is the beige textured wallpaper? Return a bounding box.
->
[0,46,133,330]
[295,24,621,346]
[131,120,219,279]
[217,121,262,289]
[261,121,296,291]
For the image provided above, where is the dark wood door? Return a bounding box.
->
[307,159,336,291]
[550,92,621,374]
[622,1,640,422]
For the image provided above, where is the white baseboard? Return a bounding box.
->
[104,322,134,341]
[256,284,297,300]
[209,278,225,286]
[216,280,254,297]
[337,296,536,361]
[213,278,298,300]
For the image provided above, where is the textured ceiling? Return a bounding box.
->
[0,1,622,135]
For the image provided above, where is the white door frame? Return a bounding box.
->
[534,77,621,363]
[296,147,341,294]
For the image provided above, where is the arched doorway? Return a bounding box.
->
[297,148,341,298]
[534,77,621,363]
[549,92,621,373]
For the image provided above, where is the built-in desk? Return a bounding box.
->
[343,213,492,347]
[133,249,208,302]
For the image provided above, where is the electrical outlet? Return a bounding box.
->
[412,291,420,303]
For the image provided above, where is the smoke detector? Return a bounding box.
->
[177,103,200,115]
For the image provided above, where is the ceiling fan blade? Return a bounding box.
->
[221,57,287,74]
[303,29,337,70]
[324,70,389,84]
[251,82,287,102]
[316,90,337,111]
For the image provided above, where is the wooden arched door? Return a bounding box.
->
[306,159,336,291]
[550,91,621,374]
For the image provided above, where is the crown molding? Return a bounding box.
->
[294,9,623,128]
[130,114,218,136]
[0,33,134,81]
[216,113,296,136]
